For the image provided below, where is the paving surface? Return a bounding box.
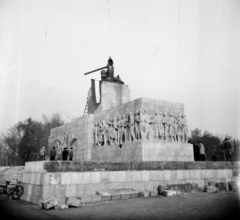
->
[0,193,240,220]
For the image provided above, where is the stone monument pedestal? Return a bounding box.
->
[91,141,194,162]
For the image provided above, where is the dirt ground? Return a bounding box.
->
[0,192,240,220]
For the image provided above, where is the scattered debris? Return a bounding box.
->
[66,197,81,207]
[162,190,177,197]
[41,198,58,210]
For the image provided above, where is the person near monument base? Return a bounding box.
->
[199,141,206,161]
[62,147,69,161]
[69,147,73,161]
[222,138,232,161]
[50,147,57,161]
[193,142,200,161]
[40,146,46,161]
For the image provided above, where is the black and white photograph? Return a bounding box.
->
[0,0,239,219]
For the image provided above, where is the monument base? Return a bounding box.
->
[91,141,194,162]
[20,161,238,205]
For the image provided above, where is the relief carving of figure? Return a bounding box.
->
[121,114,127,143]
[102,120,108,146]
[181,114,188,142]
[153,112,158,140]
[175,113,182,142]
[128,112,135,142]
[168,113,176,142]
[117,116,122,144]
[138,109,145,140]
[108,119,114,145]
[93,122,99,147]
[97,122,104,147]
[113,117,118,144]
[162,112,168,141]
[157,111,164,141]
[134,111,140,140]
[145,110,153,140]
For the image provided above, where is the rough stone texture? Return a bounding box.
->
[91,141,194,162]
[93,81,131,114]
[120,193,130,200]
[139,191,150,198]
[129,192,139,199]
[111,194,121,200]
[91,195,102,202]
[41,198,58,210]
[66,197,81,207]
[150,191,158,197]
[78,195,92,204]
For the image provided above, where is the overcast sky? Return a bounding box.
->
[0,0,239,139]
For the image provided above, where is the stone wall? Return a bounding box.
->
[91,141,193,162]
[49,97,187,162]
[20,161,239,205]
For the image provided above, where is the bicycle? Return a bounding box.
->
[0,179,24,199]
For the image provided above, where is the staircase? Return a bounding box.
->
[83,97,88,116]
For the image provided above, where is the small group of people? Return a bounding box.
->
[39,146,73,161]
[192,138,233,162]
[193,141,206,161]
[61,147,74,161]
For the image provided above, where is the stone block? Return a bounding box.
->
[162,190,177,197]
[176,170,184,180]
[129,192,139,199]
[195,170,201,179]
[55,185,66,198]
[217,169,223,178]
[41,198,58,210]
[66,185,76,197]
[111,193,121,200]
[76,184,88,196]
[66,197,81,207]
[101,193,112,201]
[81,172,91,184]
[150,191,158,197]
[78,195,91,203]
[170,170,177,180]
[56,197,67,204]
[42,185,56,200]
[91,195,102,202]
[91,172,101,183]
[31,185,42,198]
[132,171,143,182]
[55,204,69,210]
[142,171,150,181]
[120,193,130,200]
[139,191,150,198]
[189,170,196,179]
[110,171,127,183]
[182,170,190,179]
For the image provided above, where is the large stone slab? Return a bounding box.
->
[91,141,194,162]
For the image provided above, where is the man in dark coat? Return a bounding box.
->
[50,147,57,161]
[62,148,69,161]
[223,138,232,161]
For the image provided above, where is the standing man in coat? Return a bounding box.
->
[40,147,46,161]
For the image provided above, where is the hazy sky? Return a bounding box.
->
[0,0,239,139]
